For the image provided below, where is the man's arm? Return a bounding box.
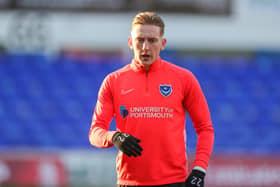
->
[88,74,143,156]
[89,74,116,148]
[183,72,215,171]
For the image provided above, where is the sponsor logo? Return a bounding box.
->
[159,84,172,97]
[120,106,129,118]
[119,106,174,119]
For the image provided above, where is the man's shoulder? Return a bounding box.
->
[162,59,193,76]
[107,64,131,79]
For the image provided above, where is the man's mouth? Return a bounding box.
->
[141,54,151,59]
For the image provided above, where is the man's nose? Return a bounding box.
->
[142,40,150,50]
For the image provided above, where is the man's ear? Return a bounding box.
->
[128,37,133,50]
[161,38,167,50]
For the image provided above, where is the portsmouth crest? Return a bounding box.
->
[159,84,172,97]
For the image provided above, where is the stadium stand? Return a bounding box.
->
[0,53,279,155]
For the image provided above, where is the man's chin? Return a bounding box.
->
[139,59,154,66]
[142,61,151,64]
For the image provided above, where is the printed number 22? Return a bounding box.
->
[191,176,202,187]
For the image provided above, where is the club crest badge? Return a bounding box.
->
[159,84,172,97]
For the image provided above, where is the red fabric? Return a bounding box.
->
[89,58,214,186]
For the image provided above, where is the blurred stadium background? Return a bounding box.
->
[0,0,280,186]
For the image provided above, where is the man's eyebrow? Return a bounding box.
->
[131,32,159,39]
[135,37,158,39]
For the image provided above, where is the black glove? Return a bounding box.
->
[185,169,205,187]
[112,132,143,157]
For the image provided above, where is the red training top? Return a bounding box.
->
[89,57,214,186]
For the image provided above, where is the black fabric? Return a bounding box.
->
[185,170,205,187]
[118,182,185,187]
[112,131,143,157]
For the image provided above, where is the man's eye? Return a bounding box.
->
[137,38,144,42]
[149,39,156,43]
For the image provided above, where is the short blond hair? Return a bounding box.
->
[131,12,165,36]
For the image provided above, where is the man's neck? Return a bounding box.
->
[143,64,151,71]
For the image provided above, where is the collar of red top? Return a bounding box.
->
[130,57,162,72]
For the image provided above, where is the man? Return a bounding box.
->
[89,12,214,187]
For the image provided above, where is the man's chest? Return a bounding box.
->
[114,72,184,107]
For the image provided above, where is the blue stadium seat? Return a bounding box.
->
[0,53,279,155]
